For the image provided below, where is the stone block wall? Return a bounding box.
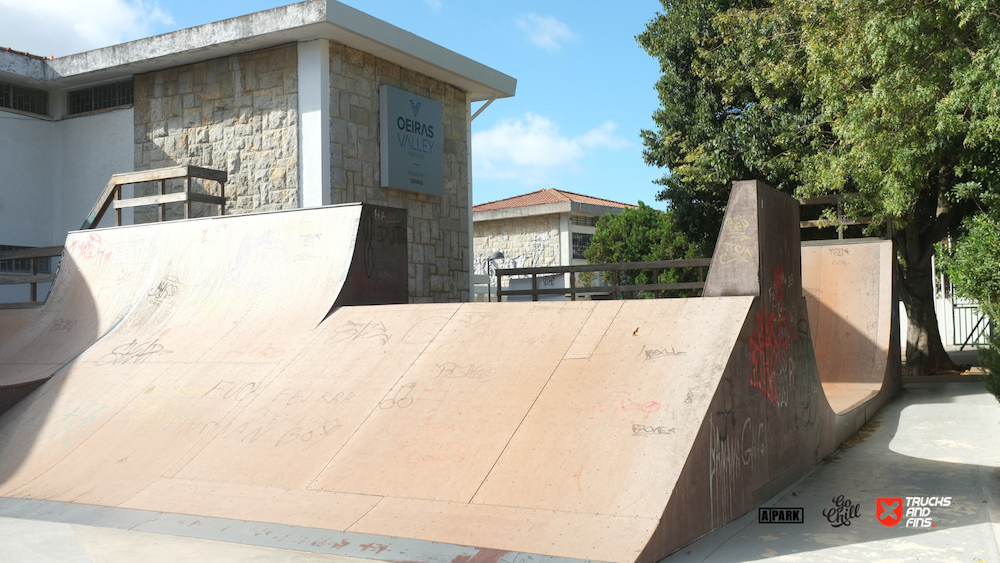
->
[328,43,469,303]
[473,215,561,276]
[133,44,299,221]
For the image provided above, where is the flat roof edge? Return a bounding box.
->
[3,0,515,100]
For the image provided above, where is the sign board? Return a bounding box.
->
[380,85,443,196]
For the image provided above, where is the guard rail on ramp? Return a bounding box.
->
[0,182,898,562]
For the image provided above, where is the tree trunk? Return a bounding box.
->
[895,230,960,376]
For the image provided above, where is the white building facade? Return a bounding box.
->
[472,189,634,299]
[0,1,515,303]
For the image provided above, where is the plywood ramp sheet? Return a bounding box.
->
[0,232,159,387]
[0,204,761,563]
[0,205,363,502]
[801,241,894,413]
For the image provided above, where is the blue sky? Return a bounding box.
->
[0,0,669,207]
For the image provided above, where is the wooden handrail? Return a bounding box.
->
[798,193,878,238]
[495,258,711,302]
[0,245,64,305]
[0,246,63,261]
[82,165,227,230]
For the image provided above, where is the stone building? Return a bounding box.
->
[472,189,634,290]
[0,1,515,303]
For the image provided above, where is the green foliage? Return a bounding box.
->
[639,0,1000,371]
[939,214,1000,321]
[639,0,1000,232]
[976,334,1000,405]
[583,202,701,297]
[939,213,1000,401]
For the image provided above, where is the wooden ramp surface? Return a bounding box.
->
[802,241,896,414]
[0,292,752,562]
[0,184,901,563]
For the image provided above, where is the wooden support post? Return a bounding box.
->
[184,176,192,220]
[158,179,166,222]
[114,185,122,226]
[495,272,502,302]
[219,181,226,216]
[531,273,538,301]
[569,271,576,301]
[653,268,660,298]
[29,257,37,303]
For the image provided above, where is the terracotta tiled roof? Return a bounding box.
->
[473,189,636,212]
[0,46,48,60]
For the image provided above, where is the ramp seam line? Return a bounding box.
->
[344,495,385,531]
[304,305,463,490]
[467,302,625,504]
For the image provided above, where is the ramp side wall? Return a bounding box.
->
[642,180,840,561]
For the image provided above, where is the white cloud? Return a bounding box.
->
[424,0,443,11]
[0,0,173,57]
[473,113,629,186]
[514,13,575,52]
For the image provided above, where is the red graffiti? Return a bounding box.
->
[749,266,793,405]
[68,233,111,261]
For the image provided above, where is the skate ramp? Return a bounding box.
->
[0,295,752,563]
[802,241,901,415]
[0,203,406,416]
[0,182,896,563]
[0,233,159,410]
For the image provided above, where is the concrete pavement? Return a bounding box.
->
[663,380,1000,562]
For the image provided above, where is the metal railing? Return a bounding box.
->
[495,258,711,302]
[0,245,63,307]
[82,165,227,230]
[953,301,994,350]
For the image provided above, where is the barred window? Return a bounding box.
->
[0,81,48,116]
[572,233,593,260]
[0,246,52,274]
[67,79,133,115]
[570,215,599,227]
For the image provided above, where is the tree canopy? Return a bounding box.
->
[639,0,1000,374]
[584,203,700,296]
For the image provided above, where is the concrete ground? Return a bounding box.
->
[663,379,1000,563]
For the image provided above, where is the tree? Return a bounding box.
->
[940,214,1000,401]
[584,202,701,297]
[639,0,1000,374]
[940,214,1000,321]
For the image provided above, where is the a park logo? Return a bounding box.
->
[410,99,421,117]
[758,507,804,523]
[876,497,903,527]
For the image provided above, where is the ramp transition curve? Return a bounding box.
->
[0,182,900,562]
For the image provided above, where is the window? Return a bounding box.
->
[0,81,48,116]
[0,246,52,274]
[572,233,593,260]
[570,215,599,227]
[67,79,133,115]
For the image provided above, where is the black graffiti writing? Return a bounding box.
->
[97,339,172,366]
[380,383,416,409]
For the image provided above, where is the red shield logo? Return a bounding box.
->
[876,497,903,527]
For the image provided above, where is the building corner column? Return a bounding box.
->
[297,39,331,207]
[466,92,475,302]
